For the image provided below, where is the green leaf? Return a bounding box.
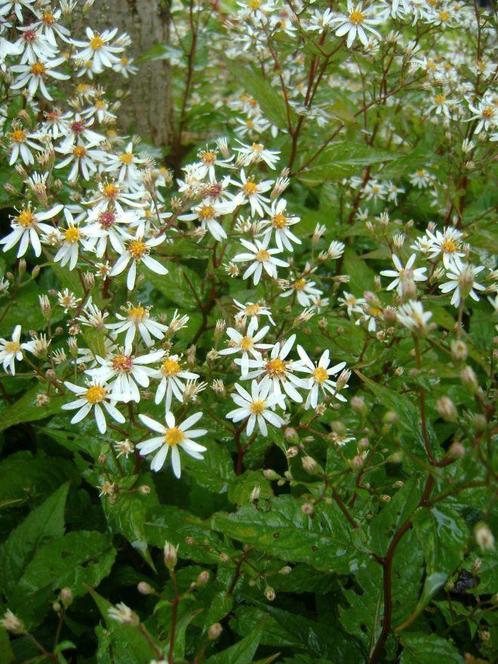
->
[0,483,69,597]
[297,143,396,186]
[400,632,464,664]
[205,627,263,664]
[11,531,116,627]
[0,627,14,664]
[413,504,468,577]
[0,282,46,336]
[90,589,157,664]
[147,261,203,310]
[226,64,292,129]
[0,386,66,432]
[211,496,360,573]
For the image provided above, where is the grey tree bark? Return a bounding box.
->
[88,0,172,146]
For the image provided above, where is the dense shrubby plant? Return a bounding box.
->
[0,1,497,663]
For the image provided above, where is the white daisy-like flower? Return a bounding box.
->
[380,254,427,296]
[104,141,146,190]
[226,380,284,436]
[295,346,347,409]
[246,334,306,405]
[86,349,165,403]
[8,125,40,166]
[232,237,288,285]
[281,275,322,308]
[153,355,199,412]
[396,300,432,334]
[233,299,275,328]
[234,170,273,217]
[53,216,85,271]
[72,27,123,73]
[194,147,233,181]
[138,412,207,477]
[0,325,31,375]
[0,204,62,257]
[218,319,272,377]
[260,198,301,252]
[439,263,486,307]
[234,141,280,169]
[331,1,381,48]
[179,198,237,241]
[10,57,69,101]
[426,228,466,269]
[467,95,497,134]
[62,380,125,434]
[106,303,168,353]
[338,291,366,316]
[55,142,105,181]
[109,230,168,291]
[409,169,434,188]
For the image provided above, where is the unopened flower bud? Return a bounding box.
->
[302,455,318,474]
[336,369,351,391]
[250,486,261,502]
[208,623,223,640]
[164,541,178,570]
[436,396,457,422]
[448,441,465,459]
[460,365,478,393]
[351,395,367,415]
[1,610,25,634]
[60,587,73,607]
[279,565,292,575]
[451,340,468,362]
[263,469,280,480]
[137,581,154,595]
[265,586,276,601]
[138,484,151,495]
[474,523,495,551]
[301,502,314,515]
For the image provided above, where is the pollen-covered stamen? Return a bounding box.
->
[64,226,81,243]
[313,367,329,384]
[243,181,258,196]
[272,213,288,229]
[198,205,215,220]
[349,9,365,24]
[70,121,86,135]
[99,210,116,229]
[293,278,307,291]
[90,34,105,50]
[86,385,106,404]
[17,209,35,227]
[119,152,134,165]
[73,145,87,158]
[265,358,287,377]
[161,358,181,376]
[256,248,270,262]
[164,427,185,446]
[245,303,261,316]
[434,94,446,105]
[240,336,253,351]
[22,30,37,43]
[11,129,27,143]
[200,150,217,165]
[103,183,119,199]
[127,240,149,259]
[42,11,56,25]
[482,107,495,119]
[250,399,265,414]
[31,62,46,76]
[4,341,21,354]
[112,354,133,373]
[251,142,264,153]
[441,238,458,253]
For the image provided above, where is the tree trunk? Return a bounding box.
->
[88,0,172,147]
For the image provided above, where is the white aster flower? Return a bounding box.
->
[138,412,207,477]
[0,325,31,375]
[380,254,427,296]
[397,300,432,334]
[260,198,301,252]
[106,303,168,353]
[232,237,288,285]
[153,355,199,412]
[226,380,284,436]
[439,263,486,307]
[331,1,381,48]
[218,318,272,377]
[62,380,125,434]
[295,345,348,409]
[0,203,62,257]
[109,230,168,291]
[233,299,275,327]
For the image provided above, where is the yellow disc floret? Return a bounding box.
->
[86,385,106,404]
[165,427,185,446]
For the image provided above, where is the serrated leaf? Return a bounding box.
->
[205,626,263,664]
[400,632,464,664]
[0,483,69,597]
[147,261,203,310]
[0,386,66,432]
[211,496,360,573]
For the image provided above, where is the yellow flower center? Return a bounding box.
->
[128,305,146,321]
[245,119,254,128]
[17,209,35,227]
[198,204,215,220]
[4,341,21,354]
[103,183,119,199]
[313,367,329,384]
[201,150,217,164]
[251,142,264,152]
[90,34,105,50]
[482,106,494,119]
[42,11,55,24]
[112,354,133,373]
[64,226,80,243]
[161,358,181,376]
[368,305,382,317]
[120,56,129,65]
[249,0,261,9]
[294,278,307,291]
[95,99,106,109]
[128,239,148,259]
[250,399,265,415]
[243,181,258,196]
[245,303,261,316]
[272,213,287,229]
[434,94,446,105]
[119,152,134,165]
[438,10,450,21]
[240,336,253,351]
[255,248,270,262]
[349,9,365,24]
[73,145,87,158]
[86,385,106,404]
[11,129,26,143]
[265,358,286,377]
[441,238,458,253]
[416,169,426,177]
[165,427,185,446]
[31,62,46,76]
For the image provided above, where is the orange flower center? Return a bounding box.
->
[73,145,87,158]
[119,152,134,165]
[243,181,258,196]
[272,213,287,229]
[112,354,133,373]
[31,62,46,76]
[265,358,286,377]
[4,341,21,354]
[90,34,105,50]
[17,210,35,227]
[128,240,148,259]
[11,129,26,143]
